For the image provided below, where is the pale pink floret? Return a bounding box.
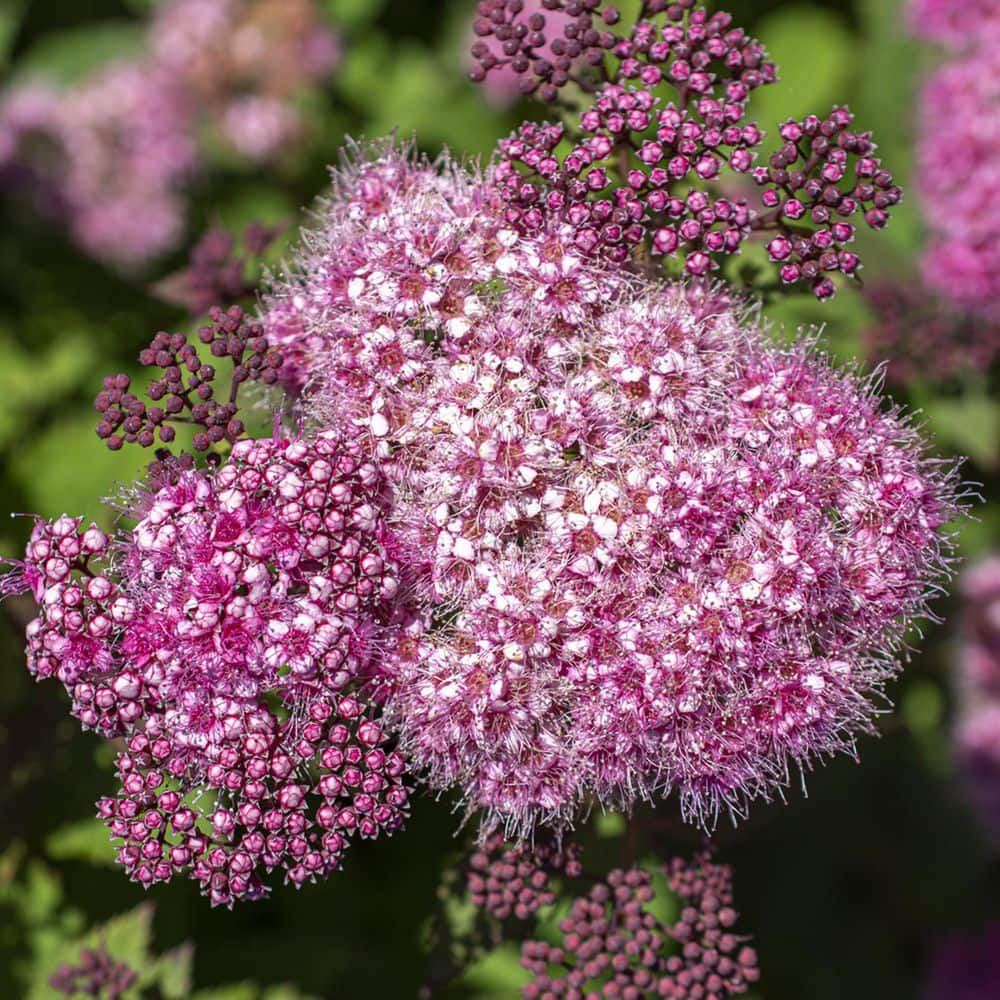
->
[263,144,962,836]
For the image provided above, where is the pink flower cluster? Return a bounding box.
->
[7,430,408,903]
[262,145,960,836]
[953,557,1000,844]
[476,2,900,300]
[0,0,339,268]
[908,0,1000,49]
[150,0,340,162]
[860,283,1000,386]
[916,44,1000,319]
[0,67,196,267]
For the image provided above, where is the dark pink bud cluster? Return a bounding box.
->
[470,0,621,103]
[496,86,759,269]
[752,108,901,299]
[480,4,901,299]
[154,222,283,317]
[467,832,583,920]
[860,283,1000,386]
[472,2,774,106]
[520,852,758,999]
[4,426,410,902]
[93,305,282,453]
[14,516,137,738]
[98,695,408,906]
[50,943,137,999]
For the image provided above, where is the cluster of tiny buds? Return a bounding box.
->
[49,943,137,999]
[754,108,901,299]
[520,852,758,999]
[470,0,621,103]
[93,305,282,453]
[496,86,759,270]
[479,4,897,299]
[154,221,283,317]
[467,831,583,920]
[100,697,409,907]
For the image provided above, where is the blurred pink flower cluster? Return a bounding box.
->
[914,5,1000,319]
[908,0,1000,49]
[0,0,339,269]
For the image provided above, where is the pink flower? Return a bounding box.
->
[917,47,1000,319]
[262,143,962,836]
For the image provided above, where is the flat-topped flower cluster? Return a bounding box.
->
[262,145,959,835]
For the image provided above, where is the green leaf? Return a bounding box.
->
[0,0,25,69]
[20,860,64,927]
[323,0,386,29]
[45,818,115,868]
[9,404,150,528]
[143,943,195,1000]
[594,811,626,838]
[921,388,1000,470]
[458,942,532,997]
[13,22,144,85]
[26,904,153,999]
[190,986,260,1000]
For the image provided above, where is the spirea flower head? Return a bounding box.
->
[6,423,409,904]
[472,2,901,300]
[917,46,1000,320]
[261,142,962,838]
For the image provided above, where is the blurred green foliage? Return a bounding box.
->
[0,1,997,998]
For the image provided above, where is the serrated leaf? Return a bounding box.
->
[26,905,153,999]
[45,817,116,868]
